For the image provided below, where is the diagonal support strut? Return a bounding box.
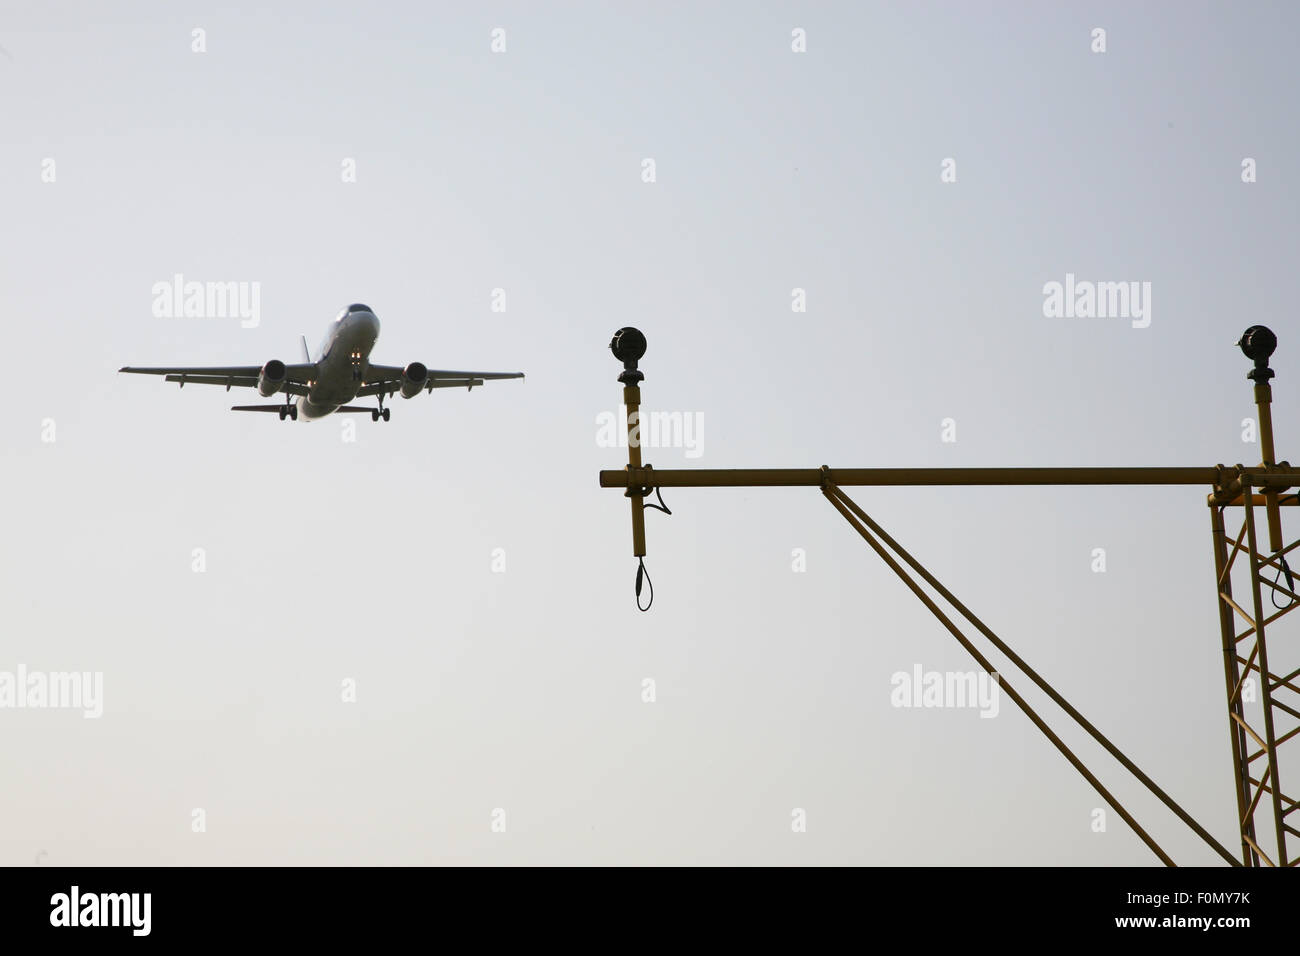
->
[820,475,1239,867]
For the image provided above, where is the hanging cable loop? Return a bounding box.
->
[635,556,654,612]
[1266,492,1297,609]
[1269,553,1296,609]
[643,485,671,515]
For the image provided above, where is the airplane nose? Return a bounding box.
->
[355,311,380,336]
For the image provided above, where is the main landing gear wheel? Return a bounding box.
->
[382,408,390,422]
[279,404,297,421]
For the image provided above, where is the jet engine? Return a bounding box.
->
[400,362,428,398]
[257,360,287,397]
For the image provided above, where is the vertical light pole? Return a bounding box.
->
[610,329,649,606]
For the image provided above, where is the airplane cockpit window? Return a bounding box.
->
[347,303,372,314]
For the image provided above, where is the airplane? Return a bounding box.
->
[119,304,524,421]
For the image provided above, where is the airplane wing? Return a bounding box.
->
[361,364,524,397]
[118,364,318,395]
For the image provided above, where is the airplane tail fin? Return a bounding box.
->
[301,335,312,363]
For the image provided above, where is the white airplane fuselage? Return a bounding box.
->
[298,308,381,420]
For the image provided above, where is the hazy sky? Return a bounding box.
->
[3,1,1297,865]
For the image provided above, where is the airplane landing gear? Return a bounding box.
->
[374,393,390,422]
[279,401,298,421]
